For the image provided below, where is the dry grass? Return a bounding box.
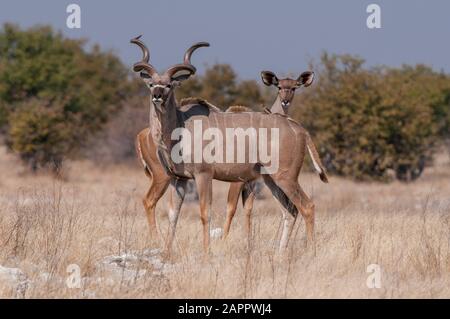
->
[0,145,449,298]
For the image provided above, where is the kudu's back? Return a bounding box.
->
[173,105,308,182]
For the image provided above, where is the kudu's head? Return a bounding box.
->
[131,35,209,111]
[261,70,314,112]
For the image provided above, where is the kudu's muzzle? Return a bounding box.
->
[152,86,167,106]
[280,89,295,106]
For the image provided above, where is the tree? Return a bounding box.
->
[0,24,130,173]
[294,53,450,182]
[8,99,71,171]
[200,64,238,108]
[176,76,203,100]
[234,80,264,110]
[176,63,263,110]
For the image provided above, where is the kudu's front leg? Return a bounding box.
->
[143,176,170,240]
[194,173,213,256]
[223,181,256,240]
[164,178,187,256]
[223,182,244,239]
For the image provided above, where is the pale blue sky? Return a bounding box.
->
[1,0,449,79]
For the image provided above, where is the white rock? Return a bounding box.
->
[0,265,29,297]
[143,248,162,256]
[102,253,139,268]
[210,227,223,239]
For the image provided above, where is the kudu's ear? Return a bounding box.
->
[261,71,279,86]
[170,69,193,82]
[297,71,315,87]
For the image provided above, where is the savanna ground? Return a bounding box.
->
[0,145,449,298]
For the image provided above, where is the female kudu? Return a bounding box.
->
[223,71,328,239]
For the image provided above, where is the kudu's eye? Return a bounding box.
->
[166,84,172,89]
[148,83,154,88]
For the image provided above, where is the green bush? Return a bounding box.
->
[294,53,450,182]
[0,24,130,172]
[8,99,71,172]
[1,23,448,181]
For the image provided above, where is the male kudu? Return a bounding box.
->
[223,71,329,239]
[133,35,215,252]
[132,36,326,255]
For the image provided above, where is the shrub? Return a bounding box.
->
[294,53,450,181]
[177,64,264,110]
[8,99,71,172]
[83,94,149,164]
[0,24,130,172]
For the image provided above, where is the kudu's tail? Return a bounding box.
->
[305,133,329,183]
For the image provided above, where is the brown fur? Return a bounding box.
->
[135,127,171,240]
[180,97,221,112]
[226,105,252,113]
[179,97,203,106]
[135,128,152,177]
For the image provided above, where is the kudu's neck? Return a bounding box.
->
[270,95,288,115]
[148,93,181,176]
[149,93,178,142]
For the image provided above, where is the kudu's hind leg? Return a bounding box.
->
[242,182,256,238]
[143,177,170,239]
[223,182,244,239]
[262,176,299,251]
[194,173,213,256]
[272,179,316,251]
[279,209,297,251]
[164,178,187,255]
